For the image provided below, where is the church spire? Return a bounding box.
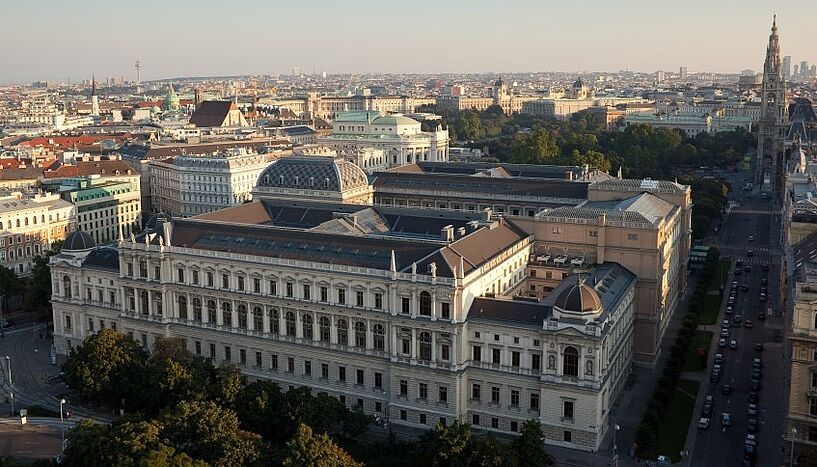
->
[91,74,96,96]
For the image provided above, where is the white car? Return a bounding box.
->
[697,417,710,430]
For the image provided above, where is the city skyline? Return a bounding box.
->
[2,0,816,84]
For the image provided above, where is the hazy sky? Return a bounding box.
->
[2,0,815,84]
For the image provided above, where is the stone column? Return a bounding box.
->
[366,319,373,350]
[216,300,223,326]
[262,306,270,334]
[410,328,417,360]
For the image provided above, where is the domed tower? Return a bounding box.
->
[163,82,180,112]
[253,155,372,204]
[62,230,97,257]
[552,276,603,322]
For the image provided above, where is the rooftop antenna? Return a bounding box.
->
[134,60,142,85]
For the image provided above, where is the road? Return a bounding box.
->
[689,171,787,467]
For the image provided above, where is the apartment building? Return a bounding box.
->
[0,192,74,275]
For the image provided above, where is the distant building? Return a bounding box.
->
[0,192,74,275]
[189,101,248,128]
[56,178,142,244]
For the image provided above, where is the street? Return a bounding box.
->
[689,171,787,467]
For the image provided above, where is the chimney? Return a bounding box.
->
[441,225,454,242]
[565,171,574,181]
[483,207,492,222]
[467,220,480,232]
[457,226,467,238]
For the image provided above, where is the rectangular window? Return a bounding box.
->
[376,402,382,413]
[339,366,346,382]
[441,344,450,361]
[473,345,482,362]
[338,289,346,304]
[628,233,639,240]
[491,387,500,404]
[253,278,261,293]
[530,393,540,411]
[400,410,407,421]
[271,354,278,370]
[472,384,481,400]
[810,426,817,442]
[472,414,480,425]
[255,351,262,367]
[441,303,450,319]
[812,399,817,416]
[224,346,231,362]
[812,372,817,388]
[374,372,383,389]
[207,272,213,287]
[439,386,448,403]
[492,348,501,364]
[491,417,499,429]
[356,369,364,385]
[510,421,518,432]
[303,284,311,300]
[177,268,185,282]
[209,343,216,358]
[564,431,572,443]
[304,360,311,376]
[127,263,134,276]
[420,413,427,425]
[154,266,160,280]
[192,270,199,285]
[88,318,94,332]
[400,379,408,396]
[401,297,410,314]
[286,282,293,297]
[401,338,411,355]
[374,292,383,309]
[321,363,329,379]
[512,351,520,367]
[237,276,245,291]
[320,286,328,302]
[510,390,519,407]
[563,400,574,419]
[287,357,295,373]
[356,291,364,307]
[270,280,277,295]
[532,354,541,371]
[239,349,246,365]
[419,383,428,400]
[195,341,201,355]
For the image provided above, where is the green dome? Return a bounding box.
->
[163,82,180,111]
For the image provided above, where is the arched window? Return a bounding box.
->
[178,295,188,320]
[563,347,579,377]
[419,291,432,316]
[373,324,385,351]
[237,304,248,329]
[302,313,314,339]
[207,300,217,323]
[140,291,149,315]
[270,308,280,334]
[419,332,432,361]
[192,298,202,322]
[222,302,232,327]
[253,306,263,331]
[337,318,348,345]
[355,321,367,348]
[285,311,296,336]
[63,275,72,298]
[319,316,331,341]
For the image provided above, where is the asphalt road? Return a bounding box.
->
[690,172,787,467]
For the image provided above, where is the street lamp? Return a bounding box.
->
[60,399,66,454]
[4,356,10,386]
[792,427,798,466]
[8,391,13,417]
[612,423,620,467]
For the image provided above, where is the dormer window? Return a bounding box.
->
[279,175,284,185]
[309,177,315,187]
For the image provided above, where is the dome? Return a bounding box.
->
[256,156,369,193]
[164,83,180,112]
[145,212,171,232]
[573,77,585,89]
[63,230,96,252]
[554,279,602,314]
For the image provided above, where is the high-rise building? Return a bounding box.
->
[794,64,800,77]
[801,61,809,77]
[679,66,688,79]
[755,16,787,192]
[783,55,792,78]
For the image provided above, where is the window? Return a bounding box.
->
[441,344,450,361]
[472,384,481,400]
[285,312,296,336]
[356,290,364,307]
[419,291,432,316]
[491,418,499,429]
[269,280,277,295]
[139,259,147,277]
[237,305,248,329]
[375,372,382,389]
[255,351,262,367]
[510,390,519,407]
[564,431,572,443]
[302,313,313,339]
[354,321,367,347]
[812,372,817,388]
[510,421,518,432]
[532,354,541,371]
[589,230,597,237]
[224,346,231,362]
[321,363,329,379]
[206,272,213,287]
[492,348,501,364]
[419,383,428,400]
[304,360,311,376]
[222,302,232,327]
[441,303,450,319]
[237,276,245,291]
[472,414,480,426]
[473,345,482,362]
[419,332,432,361]
[420,413,427,425]
[320,286,328,302]
[356,369,364,385]
[239,349,246,365]
[271,354,278,370]
[491,387,500,404]
[400,379,408,396]
[209,343,216,358]
[374,293,383,309]
[287,358,295,373]
[303,284,311,300]
[401,297,410,314]
[253,307,263,330]
[563,400,574,419]
[195,341,201,355]
[286,282,293,298]
[512,351,520,367]
[530,393,540,411]
[373,324,385,351]
[192,270,199,285]
[253,278,261,293]
[177,268,185,282]
[177,296,188,320]
[337,288,346,304]
[88,318,94,332]
[337,319,348,345]
[222,274,229,289]
[401,338,410,355]
[628,233,639,240]
[339,366,346,382]
[401,410,407,421]
[563,347,579,377]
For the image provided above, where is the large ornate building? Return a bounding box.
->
[755,16,788,191]
[0,192,74,275]
[51,197,635,452]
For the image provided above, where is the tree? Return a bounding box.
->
[510,420,553,466]
[137,445,207,467]
[159,400,262,466]
[798,447,817,467]
[471,435,506,467]
[282,423,362,467]
[25,255,53,320]
[208,365,244,408]
[425,420,472,466]
[62,420,114,466]
[61,329,148,402]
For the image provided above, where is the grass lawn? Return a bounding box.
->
[652,379,700,463]
[683,331,713,371]
[698,294,723,325]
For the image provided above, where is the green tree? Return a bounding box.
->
[137,445,207,467]
[282,423,362,467]
[425,420,472,466]
[61,329,148,402]
[209,365,244,408]
[510,420,553,466]
[25,255,54,320]
[62,420,114,466]
[471,435,507,467]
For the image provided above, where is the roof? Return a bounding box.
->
[371,172,588,201]
[82,247,120,271]
[189,101,236,127]
[43,160,135,179]
[554,280,602,312]
[0,167,42,181]
[405,161,587,180]
[590,178,688,194]
[371,114,418,126]
[334,111,381,123]
[256,156,369,193]
[117,139,288,161]
[468,297,552,326]
[63,231,96,251]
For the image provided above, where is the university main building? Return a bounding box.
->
[50,156,690,452]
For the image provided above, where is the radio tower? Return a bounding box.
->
[134,60,142,85]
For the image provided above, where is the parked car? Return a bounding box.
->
[721,328,730,338]
[714,353,724,364]
[748,250,754,257]
[751,381,762,392]
[748,391,759,404]
[747,404,759,417]
[745,319,754,328]
[730,340,738,349]
[752,357,762,369]
[755,343,763,352]
[751,369,762,380]
[698,417,710,430]
[721,413,732,427]
[719,338,728,348]
[748,418,759,433]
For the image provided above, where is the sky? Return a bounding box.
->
[2,0,816,84]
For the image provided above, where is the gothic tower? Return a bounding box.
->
[755,16,787,192]
[90,74,100,117]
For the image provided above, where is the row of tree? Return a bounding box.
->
[634,247,720,461]
[61,330,553,466]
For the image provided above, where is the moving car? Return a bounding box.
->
[698,417,710,430]
[721,413,732,427]
[730,339,738,349]
[745,319,754,328]
[722,384,733,395]
[748,250,754,257]
[747,404,758,417]
[755,343,763,352]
